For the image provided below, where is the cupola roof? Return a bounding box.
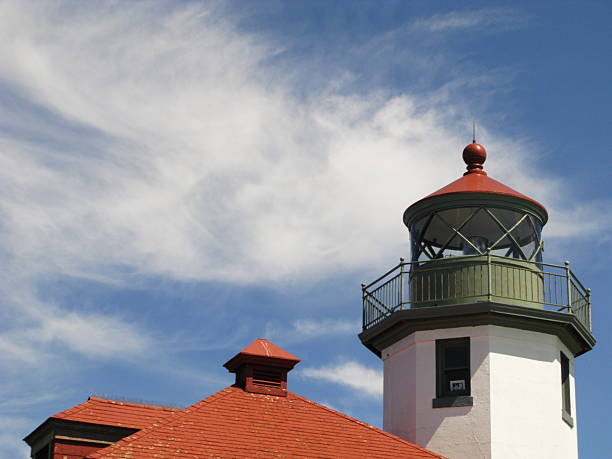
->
[223,338,300,372]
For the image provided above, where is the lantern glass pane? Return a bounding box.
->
[410,206,543,262]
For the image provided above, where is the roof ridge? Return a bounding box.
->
[87,387,237,458]
[288,392,446,458]
[87,396,179,411]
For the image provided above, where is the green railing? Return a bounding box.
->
[362,254,591,332]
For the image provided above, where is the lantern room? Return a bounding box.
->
[399,142,552,309]
[404,142,547,263]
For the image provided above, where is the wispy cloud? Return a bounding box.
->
[0,1,597,294]
[408,7,529,33]
[0,391,65,411]
[265,318,359,343]
[0,415,32,458]
[0,285,152,367]
[0,0,607,383]
[301,360,383,398]
[0,0,606,364]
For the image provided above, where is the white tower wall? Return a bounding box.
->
[382,325,577,459]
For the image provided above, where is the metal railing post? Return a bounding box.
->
[564,261,572,313]
[487,249,492,302]
[399,258,405,310]
[586,288,592,330]
[361,283,366,330]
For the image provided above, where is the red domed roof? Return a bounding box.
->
[418,142,546,211]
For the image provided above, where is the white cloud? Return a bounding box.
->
[302,360,383,398]
[0,283,151,369]
[0,415,32,459]
[37,312,149,357]
[315,400,341,412]
[265,318,359,343]
[0,0,608,380]
[408,7,528,33]
[292,319,358,337]
[0,1,601,294]
[0,391,64,410]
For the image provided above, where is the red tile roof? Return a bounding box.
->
[238,338,300,361]
[88,387,444,459]
[52,397,179,430]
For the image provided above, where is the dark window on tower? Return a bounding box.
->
[561,352,572,426]
[436,338,470,398]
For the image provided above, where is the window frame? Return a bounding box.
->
[433,337,473,408]
[560,351,574,427]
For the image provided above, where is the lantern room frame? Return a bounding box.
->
[411,206,544,262]
[404,191,548,263]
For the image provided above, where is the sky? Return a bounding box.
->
[0,0,610,457]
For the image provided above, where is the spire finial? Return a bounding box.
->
[462,141,487,175]
[472,120,476,143]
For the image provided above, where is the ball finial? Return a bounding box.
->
[462,142,487,174]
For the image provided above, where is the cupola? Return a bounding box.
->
[223,339,300,397]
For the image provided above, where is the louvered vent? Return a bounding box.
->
[252,368,282,387]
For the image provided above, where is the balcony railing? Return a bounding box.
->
[362,254,592,332]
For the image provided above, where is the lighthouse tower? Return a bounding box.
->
[359,142,595,459]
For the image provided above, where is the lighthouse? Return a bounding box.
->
[359,142,595,459]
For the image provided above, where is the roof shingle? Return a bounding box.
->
[52,397,179,430]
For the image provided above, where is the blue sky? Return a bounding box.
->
[0,1,609,457]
